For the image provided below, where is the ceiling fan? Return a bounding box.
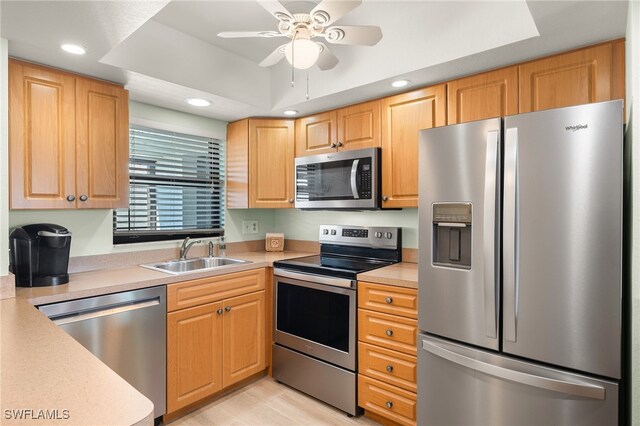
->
[217,0,383,70]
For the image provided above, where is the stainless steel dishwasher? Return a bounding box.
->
[38,286,166,419]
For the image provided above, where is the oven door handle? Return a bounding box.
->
[274,268,355,289]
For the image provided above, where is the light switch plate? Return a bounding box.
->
[242,220,258,234]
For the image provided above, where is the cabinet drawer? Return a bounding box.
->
[358,342,416,392]
[358,310,417,355]
[167,268,265,312]
[358,375,416,426]
[358,282,417,319]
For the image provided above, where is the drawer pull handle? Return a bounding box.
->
[225,306,231,312]
[385,297,393,304]
[217,308,223,315]
[385,329,393,337]
[386,365,394,373]
[386,401,393,409]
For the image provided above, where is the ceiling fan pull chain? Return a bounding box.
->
[306,72,309,100]
[291,29,298,87]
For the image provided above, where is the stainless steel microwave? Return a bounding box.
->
[295,147,380,209]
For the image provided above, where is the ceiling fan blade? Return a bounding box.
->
[324,25,382,46]
[257,0,294,22]
[311,0,362,26]
[259,44,287,67]
[217,31,284,38]
[316,43,339,70]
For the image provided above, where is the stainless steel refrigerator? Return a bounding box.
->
[417,100,623,425]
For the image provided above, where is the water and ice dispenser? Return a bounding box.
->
[432,203,472,270]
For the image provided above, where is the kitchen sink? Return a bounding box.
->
[141,256,251,275]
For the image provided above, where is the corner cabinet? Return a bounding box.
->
[295,100,381,157]
[9,59,129,209]
[381,85,446,208]
[226,118,294,209]
[167,269,266,414]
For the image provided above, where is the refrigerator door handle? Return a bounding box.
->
[483,130,499,339]
[422,340,606,400]
[504,127,519,342]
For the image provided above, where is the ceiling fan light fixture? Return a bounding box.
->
[284,38,321,69]
[185,98,211,107]
[391,79,410,88]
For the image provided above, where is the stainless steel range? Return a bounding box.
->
[272,225,401,416]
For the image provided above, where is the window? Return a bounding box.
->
[113,125,224,244]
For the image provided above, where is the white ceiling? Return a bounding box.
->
[0,1,629,122]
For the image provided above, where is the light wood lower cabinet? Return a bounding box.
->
[167,269,267,414]
[358,281,418,426]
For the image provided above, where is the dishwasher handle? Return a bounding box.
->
[51,298,160,326]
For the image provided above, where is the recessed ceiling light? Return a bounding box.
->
[185,98,211,107]
[283,110,298,116]
[391,79,410,88]
[60,43,87,55]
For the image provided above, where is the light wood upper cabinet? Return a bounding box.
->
[295,110,337,157]
[75,77,129,208]
[225,119,294,209]
[295,101,381,157]
[222,291,266,387]
[447,66,518,125]
[249,119,295,208]
[381,86,446,208]
[519,40,625,113]
[167,301,224,413]
[9,60,76,209]
[9,59,129,210]
[337,100,381,151]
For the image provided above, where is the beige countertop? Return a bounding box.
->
[2,250,313,425]
[357,262,418,289]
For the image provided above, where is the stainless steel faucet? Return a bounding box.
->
[208,239,220,257]
[179,237,201,260]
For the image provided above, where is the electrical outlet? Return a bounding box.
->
[242,220,258,235]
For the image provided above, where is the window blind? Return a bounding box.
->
[113,125,224,244]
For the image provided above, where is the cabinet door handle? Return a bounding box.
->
[382,196,388,201]
[385,401,393,409]
[225,306,231,312]
[217,308,223,315]
[79,195,88,202]
[385,297,393,304]
[289,199,294,203]
[336,141,343,147]
[385,329,393,337]
[66,195,76,202]
[386,365,394,373]
[330,143,337,148]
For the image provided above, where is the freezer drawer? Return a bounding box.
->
[418,334,618,426]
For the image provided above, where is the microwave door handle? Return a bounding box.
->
[350,159,360,199]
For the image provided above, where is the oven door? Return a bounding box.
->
[273,270,357,371]
[295,147,380,209]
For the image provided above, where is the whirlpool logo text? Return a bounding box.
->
[565,124,588,132]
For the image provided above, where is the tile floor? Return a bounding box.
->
[168,377,381,426]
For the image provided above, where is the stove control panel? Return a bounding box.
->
[319,225,400,249]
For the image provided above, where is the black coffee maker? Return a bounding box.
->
[9,223,72,287]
